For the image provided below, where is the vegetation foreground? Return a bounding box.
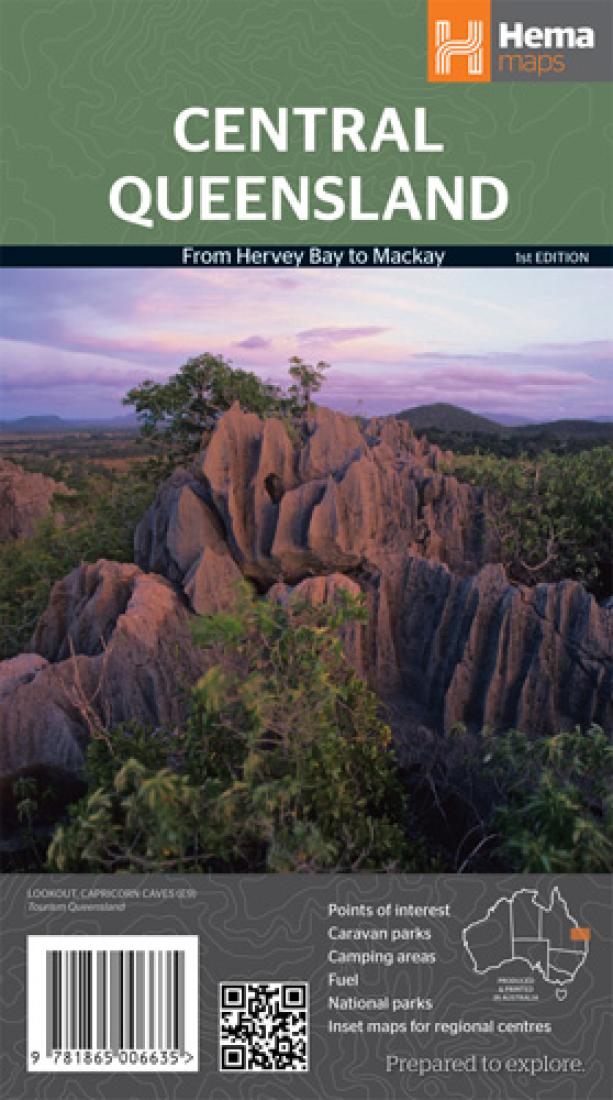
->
[14,590,612,876]
[2,355,612,874]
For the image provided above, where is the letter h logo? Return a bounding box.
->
[428,0,491,82]
[435,19,484,75]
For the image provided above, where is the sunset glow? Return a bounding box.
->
[1,268,611,420]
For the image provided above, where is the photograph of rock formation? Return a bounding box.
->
[1,268,611,874]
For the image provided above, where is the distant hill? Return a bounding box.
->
[514,419,613,439]
[0,415,66,432]
[394,404,613,441]
[396,403,503,433]
[481,412,536,427]
[3,407,611,444]
[0,415,138,433]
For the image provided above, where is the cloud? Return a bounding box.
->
[524,340,612,359]
[296,325,390,344]
[1,269,611,421]
[235,335,272,350]
[304,357,608,418]
[420,366,595,390]
[412,339,613,371]
[0,339,160,392]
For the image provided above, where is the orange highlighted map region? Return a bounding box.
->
[570,928,591,942]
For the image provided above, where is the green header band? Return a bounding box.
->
[1,0,611,245]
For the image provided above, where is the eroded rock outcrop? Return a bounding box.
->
[269,562,612,735]
[0,653,49,702]
[136,403,490,596]
[135,469,243,616]
[390,560,611,734]
[0,560,204,800]
[0,459,68,541]
[1,404,610,816]
[135,404,611,736]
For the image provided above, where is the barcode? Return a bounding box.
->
[46,947,184,1052]
[27,936,198,1072]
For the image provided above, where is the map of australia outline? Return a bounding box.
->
[462,887,590,1001]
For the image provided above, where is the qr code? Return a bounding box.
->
[219,982,309,1072]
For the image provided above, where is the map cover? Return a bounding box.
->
[0,1,611,1098]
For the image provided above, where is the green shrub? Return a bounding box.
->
[47,586,418,873]
[393,721,612,873]
[35,594,613,877]
[452,448,613,595]
[0,469,155,659]
[44,591,612,875]
[485,725,612,872]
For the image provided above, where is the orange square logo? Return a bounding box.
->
[570,928,591,942]
[428,0,491,82]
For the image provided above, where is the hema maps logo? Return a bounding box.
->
[433,18,486,78]
[427,0,611,82]
[429,0,491,81]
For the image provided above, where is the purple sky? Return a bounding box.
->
[1,268,611,419]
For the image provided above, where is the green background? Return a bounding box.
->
[0,0,611,244]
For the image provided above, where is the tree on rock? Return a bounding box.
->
[288,356,330,415]
[124,353,286,466]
